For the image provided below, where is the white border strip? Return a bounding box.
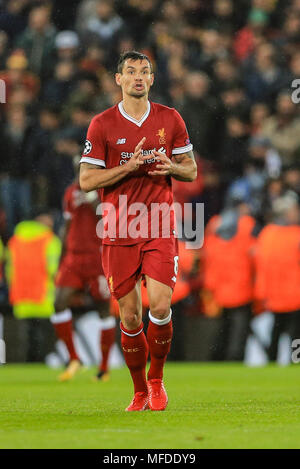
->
[172,144,193,155]
[79,156,106,167]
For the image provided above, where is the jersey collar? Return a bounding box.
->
[118,100,151,127]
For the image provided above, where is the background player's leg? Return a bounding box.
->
[96,301,116,380]
[145,276,173,382]
[51,287,81,381]
[118,279,149,410]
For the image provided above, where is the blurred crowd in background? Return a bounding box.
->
[1,0,300,364]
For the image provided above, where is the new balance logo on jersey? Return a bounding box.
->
[117,138,126,144]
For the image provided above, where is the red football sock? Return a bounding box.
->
[51,310,79,361]
[147,314,173,381]
[120,322,148,394]
[100,326,116,372]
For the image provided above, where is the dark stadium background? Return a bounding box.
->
[0,0,300,366]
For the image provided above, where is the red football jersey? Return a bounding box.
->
[63,182,101,254]
[80,101,193,245]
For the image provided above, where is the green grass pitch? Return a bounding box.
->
[1,363,300,449]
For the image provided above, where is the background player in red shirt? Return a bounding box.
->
[51,172,115,382]
[80,51,197,411]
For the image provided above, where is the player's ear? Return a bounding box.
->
[150,73,154,86]
[115,73,121,86]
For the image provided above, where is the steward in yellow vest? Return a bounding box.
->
[6,215,61,319]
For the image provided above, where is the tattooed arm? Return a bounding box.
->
[146,150,197,182]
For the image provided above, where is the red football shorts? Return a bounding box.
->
[102,236,179,300]
[55,251,110,302]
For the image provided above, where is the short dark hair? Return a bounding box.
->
[117,51,152,73]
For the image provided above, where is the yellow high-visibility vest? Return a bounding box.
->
[6,221,61,318]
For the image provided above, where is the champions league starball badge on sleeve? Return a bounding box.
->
[83,140,92,155]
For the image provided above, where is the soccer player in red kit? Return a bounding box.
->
[51,178,116,382]
[80,51,197,411]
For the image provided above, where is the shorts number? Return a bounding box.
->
[174,256,179,276]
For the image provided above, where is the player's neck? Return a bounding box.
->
[121,96,149,121]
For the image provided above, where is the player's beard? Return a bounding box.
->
[128,90,147,98]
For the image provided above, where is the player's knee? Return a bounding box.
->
[54,298,67,313]
[97,303,110,319]
[120,306,142,330]
[55,288,74,312]
[99,310,110,319]
[149,302,171,320]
